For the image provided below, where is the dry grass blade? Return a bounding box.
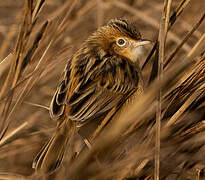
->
[187,33,205,58]
[0,53,12,79]
[161,55,205,123]
[0,99,48,147]
[0,21,49,147]
[169,0,191,28]
[166,83,205,127]
[165,33,205,127]
[165,13,205,68]
[0,34,52,144]
[32,0,45,22]
[0,55,16,100]
[10,1,33,88]
[0,0,36,100]
[22,101,49,110]
[20,21,49,70]
[0,121,28,147]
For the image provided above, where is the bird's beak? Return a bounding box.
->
[127,39,152,62]
[133,39,152,47]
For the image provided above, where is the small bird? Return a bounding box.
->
[32,18,151,173]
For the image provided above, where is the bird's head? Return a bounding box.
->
[86,18,151,62]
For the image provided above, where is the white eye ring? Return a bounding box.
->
[116,38,126,47]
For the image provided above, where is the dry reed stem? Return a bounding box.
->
[155,0,172,179]
[150,1,202,38]
[169,0,191,28]
[0,1,34,100]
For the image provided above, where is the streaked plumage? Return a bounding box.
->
[33,18,151,173]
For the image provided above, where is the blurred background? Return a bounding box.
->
[0,0,204,179]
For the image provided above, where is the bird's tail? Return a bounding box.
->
[32,119,75,174]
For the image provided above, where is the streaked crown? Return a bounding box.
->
[107,18,142,40]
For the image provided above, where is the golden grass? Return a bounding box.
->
[0,0,205,179]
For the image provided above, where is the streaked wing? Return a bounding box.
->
[49,60,71,120]
[50,54,139,125]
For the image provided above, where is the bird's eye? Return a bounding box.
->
[116,38,126,47]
